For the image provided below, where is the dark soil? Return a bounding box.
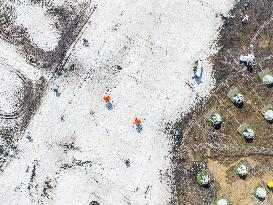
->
[171,1,273,204]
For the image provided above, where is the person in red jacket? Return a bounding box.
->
[103,95,111,103]
[134,118,143,133]
[134,118,141,126]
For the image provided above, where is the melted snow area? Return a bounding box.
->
[0,0,235,204]
[14,2,60,51]
[0,65,24,116]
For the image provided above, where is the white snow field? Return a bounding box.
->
[13,1,60,51]
[0,38,43,116]
[0,0,235,205]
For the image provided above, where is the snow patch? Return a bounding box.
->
[14,2,60,51]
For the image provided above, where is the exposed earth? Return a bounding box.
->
[172,0,273,204]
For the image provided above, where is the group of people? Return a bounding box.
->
[103,95,143,133]
[102,95,143,168]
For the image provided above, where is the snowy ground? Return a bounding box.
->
[13,1,60,51]
[0,39,43,81]
[0,37,43,117]
[0,0,235,204]
[0,65,25,116]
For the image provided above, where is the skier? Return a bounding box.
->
[103,95,113,110]
[26,132,33,142]
[53,86,61,97]
[174,129,182,141]
[193,60,198,78]
[124,159,130,168]
[83,38,89,47]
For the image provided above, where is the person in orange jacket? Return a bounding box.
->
[134,118,141,126]
[134,118,143,133]
[103,96,111,103]
[103,95,113,110]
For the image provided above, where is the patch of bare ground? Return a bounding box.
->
[171,1,273,204]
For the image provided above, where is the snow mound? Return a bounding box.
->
[255,187,267,199]
[237,164,248,176]
[14,2,60,51]
[243,128,254,139]
[0,66,25,116]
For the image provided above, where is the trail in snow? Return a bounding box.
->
[0,0,235,204]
